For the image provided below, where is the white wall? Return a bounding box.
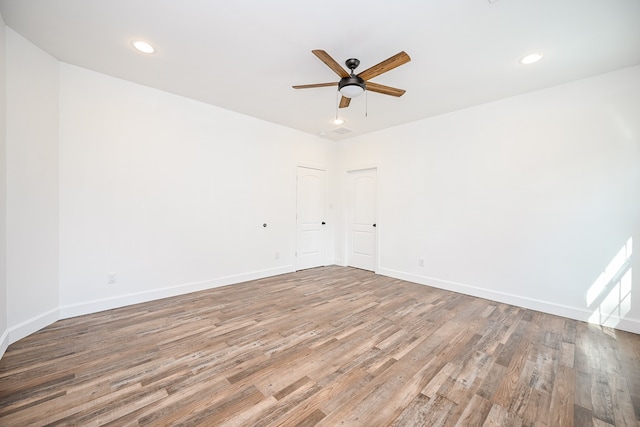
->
[5,28,59,341]
[58,63,336,317]
[0,15,8,356]
[338,65,640,333]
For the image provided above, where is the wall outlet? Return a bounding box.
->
[107,272,117,284]
[275,252,280,260]
[418,259,425,267]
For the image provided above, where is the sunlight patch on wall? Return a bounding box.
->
[587,237,632,328]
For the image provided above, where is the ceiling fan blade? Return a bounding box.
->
[357,51,411,81]
[365,82,406,97]
[339,96,351,108]
[292,82,338,89]
[312,50,350,78]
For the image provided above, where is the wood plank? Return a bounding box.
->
[592,372,616,424]
[576,370,593,410]
[482,403,523,427]
[549,365,575,426]
[521,387,551,426]
[608,371,638,426]
[388,393,457,427]
[454,393,493,427]
[574,404,594,427]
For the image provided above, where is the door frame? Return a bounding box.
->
[345,166,379,273]
[294,163,328,271]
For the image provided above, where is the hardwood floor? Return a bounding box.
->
[1,266,639,426]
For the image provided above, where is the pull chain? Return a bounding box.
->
[365,89,368,118]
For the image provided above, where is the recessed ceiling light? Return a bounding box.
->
[333,118,344,125]
[520,53,543,65]
[131,40,155,54]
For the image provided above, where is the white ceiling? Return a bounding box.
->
[1,0,639,140]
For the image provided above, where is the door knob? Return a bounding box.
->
[373,223,376,227]
[321,221,326,225]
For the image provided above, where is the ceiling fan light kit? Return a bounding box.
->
[293,50,410,108]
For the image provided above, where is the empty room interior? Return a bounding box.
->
[1,1,639,426]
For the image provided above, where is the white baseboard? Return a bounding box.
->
[0,307,60,358]
[59,265,295,320]
[612,317,640,334]
[0,329,9,361]
[378,267,640,335]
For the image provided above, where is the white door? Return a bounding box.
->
[347,168,377,271]
[296,166,327,270]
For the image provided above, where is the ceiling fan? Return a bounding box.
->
[293,50,411,108]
